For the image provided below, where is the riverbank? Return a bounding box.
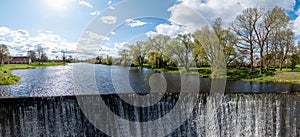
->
[151,66,300,84]
[0,62,66,85]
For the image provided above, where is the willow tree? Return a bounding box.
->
[148,34,170,68]
[165,34,194,72]
[129,41,151,66]
[0,44,9,65]
[119,49,130,66]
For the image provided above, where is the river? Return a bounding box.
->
[0,63,299,136]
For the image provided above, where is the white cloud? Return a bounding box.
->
[78,0,93,8]
[110,32,116,35]
[90,11,99,16]
[84,31,110,41]
[101,16,117,24]
[293,13,300,35]
[0,27,76,59]
[125,19,148,27]
[146,24,189,38]
[170,0,296,30]
[0,27,11,36]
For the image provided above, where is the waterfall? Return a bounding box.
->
[0,93,299,136]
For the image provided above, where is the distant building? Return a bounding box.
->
[8,56,32,64]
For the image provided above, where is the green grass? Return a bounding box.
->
[1,62,66,70]
[0,68,20,85]
[0,62,66,85]
[150,65,300,84]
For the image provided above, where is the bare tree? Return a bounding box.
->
[278,29,295,70]
[232,8,261,75]
[37,46,43,64]
[0,44,9,65]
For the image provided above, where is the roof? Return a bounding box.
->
[10,56,31,62]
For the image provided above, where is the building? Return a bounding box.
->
[8,56,32,64]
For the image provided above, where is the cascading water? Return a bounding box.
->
[0,93,298,136]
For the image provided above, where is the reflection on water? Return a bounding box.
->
[0,93,299,136]
[0,63,299,97]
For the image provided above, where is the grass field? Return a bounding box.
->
[151,65,300,84]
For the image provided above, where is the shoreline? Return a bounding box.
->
[0,62,67,85]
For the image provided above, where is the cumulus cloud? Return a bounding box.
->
[78,0,93,8]
[146,24,189,38]
[101,16,117,24]
[0,26,76,59]
[169,0,296,30]
[125,19,148,27]
[84,31,110,41]
[293,18,300,35]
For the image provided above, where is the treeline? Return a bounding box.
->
[92,7,300,74]
[0,44,76,64]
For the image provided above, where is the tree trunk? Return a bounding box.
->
[279,59,284,71]
[259,47,263,75]
[249,46,254,75]
[265,43,269,72]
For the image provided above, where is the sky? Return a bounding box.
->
[0,0,299,59]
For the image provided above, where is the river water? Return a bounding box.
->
[0,63,299,136]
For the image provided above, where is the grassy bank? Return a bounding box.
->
[0,68,20,85]
[0,62,66,85]
[1,62,66,70]
[149,65,300,84]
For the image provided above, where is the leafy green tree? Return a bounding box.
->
[119,49,130,66]
[146,51,161,68]
[165,34,194,72]
[213,18,238,66]
[129,41,151,66]
[148,34,170,68]
[290,54,300,71]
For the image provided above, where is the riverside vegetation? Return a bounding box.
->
[89,7,300,84]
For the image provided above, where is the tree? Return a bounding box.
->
[129,41,150,66]
[193,37,207,67]
[0,44,9,65]
[165,34,194,72]
[148,34,170,68]
[37,46,43,64]
[290,54,300,71]
[264,7,290,71]
[62,51,66,64]
[105,55,113,65]
[278,29,295,70]
[213,18,238,66]
[119,49,130,66]
[193,26,226,77]
[27,51,37,62]
[146,51,161,68]
[232,8,260,75]
[41,52,48,62]
[193,26,220,65]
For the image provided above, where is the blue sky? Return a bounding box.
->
[0,0,299,59]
